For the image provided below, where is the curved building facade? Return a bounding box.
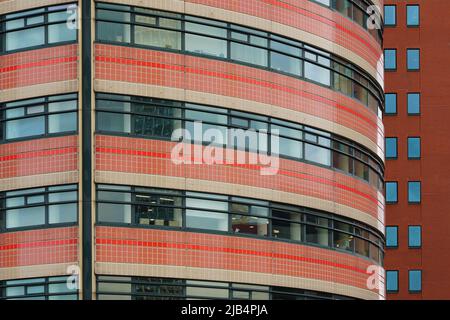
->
[0,0,385,300]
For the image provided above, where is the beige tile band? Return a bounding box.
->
[0,80,78,103]
[0,171,79,192]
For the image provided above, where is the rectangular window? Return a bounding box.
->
[384,49,397,70]
[386,226,398,248]
[384,5,396,26]
[409,270,422,292]
[1,276,78,300]
[186,193,228,231]
[3,4,77,53]
[386,270,399,293]
[1,94,77,142]
[408,225,421,248]
[385,182,398,203]
[407,49,420,71]
[304,128,331,166]
[304,46,331,86]
[385,137,398,159]
[407,5,420,26]
[407,93,421,115]
[407,137,421,159]
[1,184,78,230]
[185,18,227,58]
[270,36,302,76]
[385,93,397,115]
[408,181,421,204]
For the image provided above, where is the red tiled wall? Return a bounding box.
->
[95,135,384,224]
[96,226,384,298]
[0,44,78,90]
[95,45,384,153]
[0,227,78,268]
[0,136,78,179]
[186,0,383,73]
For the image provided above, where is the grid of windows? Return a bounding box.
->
[96,184,385,263]
[407,49,420,71]
[385,226,398,248]
[384,49,397,70]
[385,182,398,204]
[386,270,399,293]
[0,4,77,53]
[96,93,384,190]
[408,181,421,204]
[1,94,78,142]
[97,276,353,300]
[310,0,383,44]
[0,184,78,231]
[94,2,384,117]
[406,5,420,27]
[407,137,421,159]
[0,276,78,300]
[385,137,398,159]
[408,225,422,248]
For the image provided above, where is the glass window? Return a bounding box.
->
[408,137,421,159]
[304,129,331,166]
[384,49,397,70]
[384,5,396,26]
[185,20,227,58]
[385,137,398,159]
[135,19,181,50]
[305,215,329,247]
[231,42,268,67]
[185,194,228,231]
[97,191,132,223]
[48,100,77,133]
[304,46,331,86]
[5,116,45,139]
[385,93,397,114]
[6,27,45,51]
[312,0,331,6]
[407,5,420,26]
[6,206,45,229]
[271,208,302,241]
[408,226,421,248]
[385,182,398,203]
[408,181,421,203]
[407,93,420,115]
[386,270,399,292]
[409,270,422,292]
[135,193,182,227]
[407,49,420,71]
[386,226,398,247]
[270,40,302,76]
[97,99,131,133]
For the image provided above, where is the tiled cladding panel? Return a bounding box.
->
[0,44,78,90]
[0,227,78,268]
[95,45,383,152]
[185,0,382,67]
[95,135,383,223]
[0,136,78,179]
[96,226,383,297]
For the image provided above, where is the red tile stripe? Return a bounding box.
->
[0,147,77,162]
[96,237,369,274]
[96,146,379,205]
[0,238,77,251]
[0,56,78,73]
[95,55,377,129]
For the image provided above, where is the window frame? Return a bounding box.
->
[407,92,421,115]
[384,48,397,71]
[0,3,78,55]
[384,5,397,27]
[406,4,420,27]
[408,269,422,293]
[385,137,398,160]
[384,93,397,115]
[386,270,399,293]
[406,48,420,71]
[385,225,398,248]
[385,181,398,204]
[408,181,421,204]
[407,136,421,160]
[408,225,422,249]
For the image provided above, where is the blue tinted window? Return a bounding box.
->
[386,270,399,292]
[408,93,420,115]
[408,137,421,159]
[385,93,397,114]
[386,182,398,203]
[386,137,398,159]
[408,181,421,203]
[407,49,420,70]
[384,49,397,70]
[408,226,421,248]
[409,270,422,292]
[407,5,420,26]
[384,5,396,26]
[386,226,398,247]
